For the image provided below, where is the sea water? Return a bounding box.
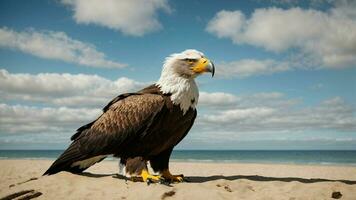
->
[1,150,356,165]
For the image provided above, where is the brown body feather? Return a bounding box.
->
[44,84,196,175]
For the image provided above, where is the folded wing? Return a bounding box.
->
[44,92,165,175]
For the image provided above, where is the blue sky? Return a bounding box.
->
[0,0,355,150]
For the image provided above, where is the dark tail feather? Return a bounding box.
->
[43,143,86,175]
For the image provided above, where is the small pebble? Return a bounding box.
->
[331,191,342,199]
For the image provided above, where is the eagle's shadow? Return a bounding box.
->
[80,172,356,185]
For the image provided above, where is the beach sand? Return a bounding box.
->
[1,160,356,200]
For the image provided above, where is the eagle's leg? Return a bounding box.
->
[124,157,162,183]
[150,148,185,183]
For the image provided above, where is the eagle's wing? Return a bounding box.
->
[44,92,165,175]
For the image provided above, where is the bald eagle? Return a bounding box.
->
[44,49,215,183]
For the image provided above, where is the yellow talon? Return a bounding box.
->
[161,169,184,183]
[141,169,161,183]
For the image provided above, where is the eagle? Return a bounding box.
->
[44,49,215,183]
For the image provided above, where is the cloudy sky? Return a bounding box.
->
[0,0,355,150]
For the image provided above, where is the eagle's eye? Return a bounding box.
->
[184,58,197,63]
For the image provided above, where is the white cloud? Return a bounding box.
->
[0,69,148,107]
[207,2,356,68]
[202,107,276,123]
[62,0,171,36]
[217,59,291,78]
[199,92,239,107]
[0,69,148,135]
[0,27,126,68]
[199,96,356,132]
[199,91,292,108]
[0,104,101,134]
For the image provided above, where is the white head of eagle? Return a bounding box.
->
[156,49,215,114]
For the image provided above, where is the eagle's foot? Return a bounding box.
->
[161,169,185,183]
[141,169,162,184]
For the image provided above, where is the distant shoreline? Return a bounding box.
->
[1,149,356,166]
[0,150,356,166]
[1,158,356,168]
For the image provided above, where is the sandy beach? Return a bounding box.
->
[1,160,356,200]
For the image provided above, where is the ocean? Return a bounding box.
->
[1,150,356,166]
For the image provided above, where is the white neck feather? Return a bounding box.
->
[156,56,199,114]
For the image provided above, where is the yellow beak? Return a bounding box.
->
[191,57,215,77]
